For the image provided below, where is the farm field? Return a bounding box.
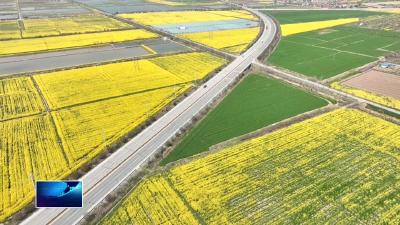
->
[21,14,132,38]
[0,20,20,40]
[0,29,158,56]
[119,10,260,53]
[162,74,328,165]
[119,10,257,25]
[101,108,400,224]
[18,0,89,18]
[34,52,226,109]
[0,77,45,121]
[52,85,190,163]
[268,25,400,79]
[0,114,67,222]
[342,70,400,99]
[263,10,386,24]
[0,0,17,20]
[280,18,359,36]
[331,69,400,110]
[0,52,226,221]
[179,27,260,53]
[0,14,132,40]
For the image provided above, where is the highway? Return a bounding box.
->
[21,8,278,225]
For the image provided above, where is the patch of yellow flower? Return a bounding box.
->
[119,10,257,25]
[179,27,260,53]
[149,51,228,79]
[101,108,400,224]
[331,82,400,110]
[0,77,45,121]
[281,18,360,36]
[52,85,190,164]
[100,175,200,225]
[0,29,158,56]
[34,52,226,109]
[0,52,227,222]
[21,14,132,38]
[0,114,68,222]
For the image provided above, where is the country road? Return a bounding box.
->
[21,8,278,225]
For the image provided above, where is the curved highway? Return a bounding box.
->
[21,9,278,225]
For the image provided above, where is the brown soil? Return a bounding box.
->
[343,69,400,99]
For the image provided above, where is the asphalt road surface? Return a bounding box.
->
[21,8,277,225]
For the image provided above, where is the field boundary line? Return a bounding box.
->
[29,76,73,164]
[380,40,400,50]
[294,35,327,43]
[293,52,341,66]
[53,82,192,111]
[208,104,338,154]
[30,76,50,112]
[284,39,376,58]
[0,112,47,123]
[165,175,206,225]
[141,44,157,54]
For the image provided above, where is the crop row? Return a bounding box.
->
[0,115,67,221]
[101,108,400,224]
[0,77,45,121]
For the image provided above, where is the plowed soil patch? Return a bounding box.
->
[343,70,400,99]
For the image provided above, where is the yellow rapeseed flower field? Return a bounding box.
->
[0,29,158,56]
[0,51,227,221]
[101,175,200,225]
[21,14,132,38]
[0,86,189,222]
[52,85,190,165]
[281,18,360,36]
[0,114,68,222]
[149,52,228,80]
[331,82,400,110]
[0,77,45,121]
[101,108,400,224]
[119,10,257,25]
[35,52,226,109]
[179,27,260,53]
[34,60,183,109]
